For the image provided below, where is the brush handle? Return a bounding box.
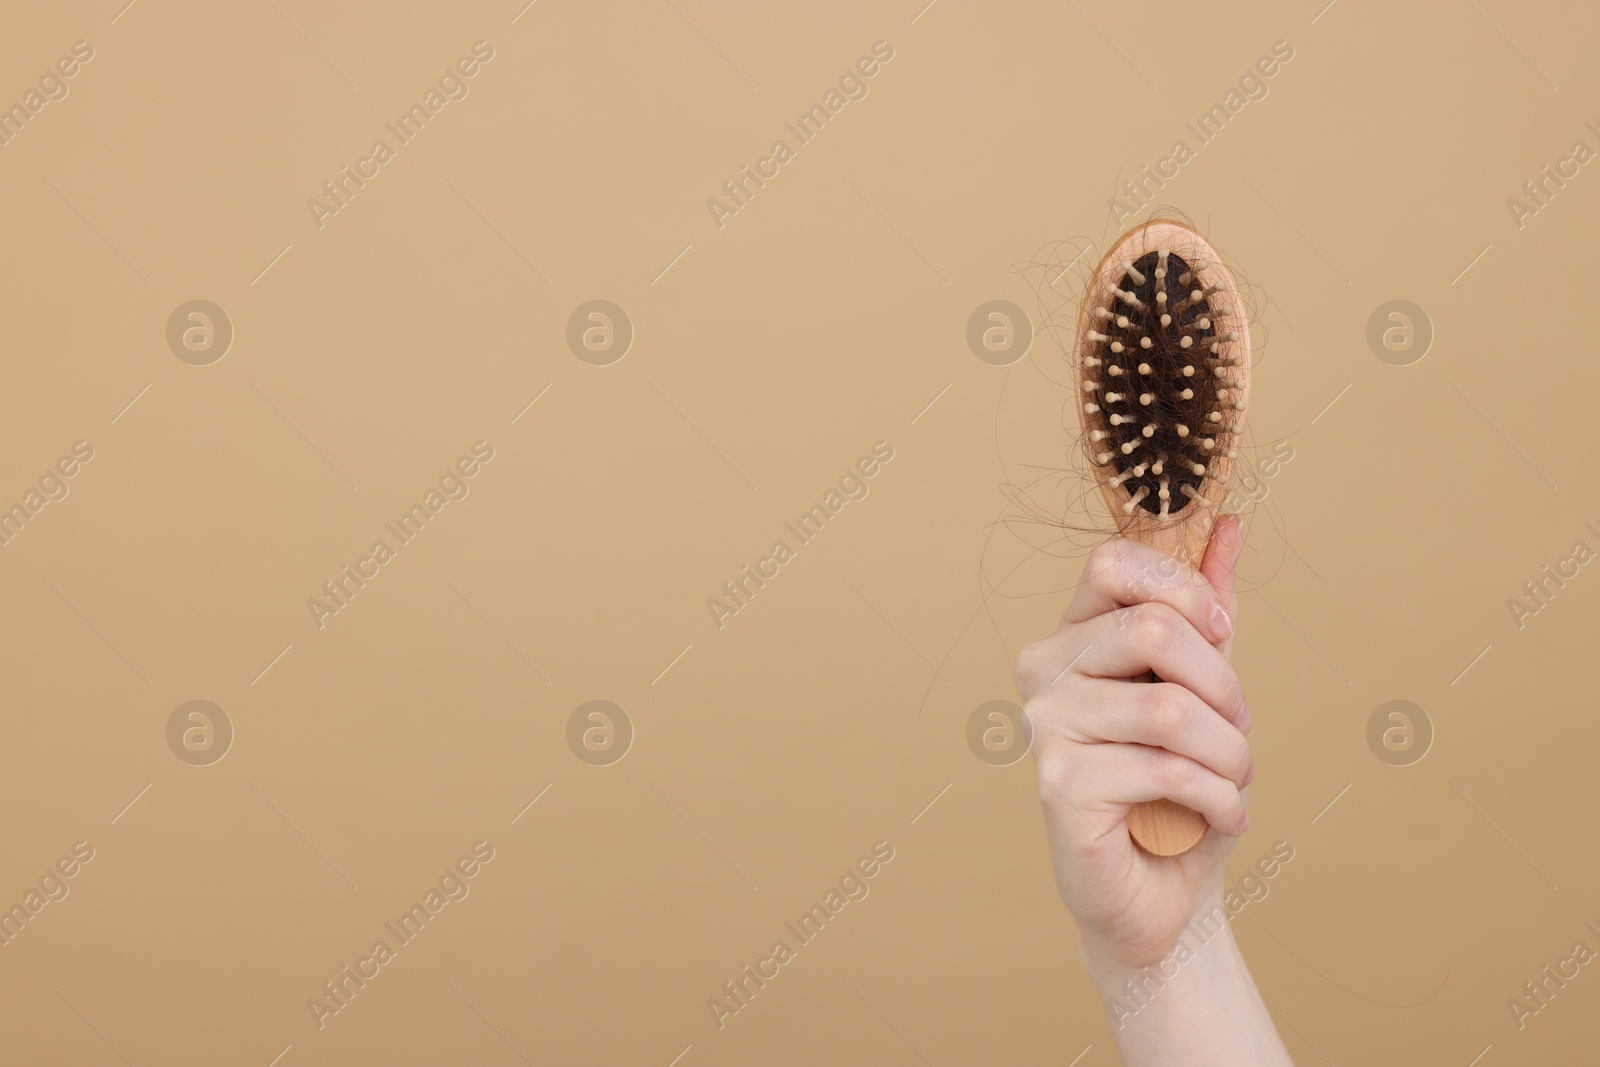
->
[1128,673,1210,856]
[1122,545,1214,858]
[1127,799,1209,857]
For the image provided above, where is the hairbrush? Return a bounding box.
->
[1075,220,1250,857]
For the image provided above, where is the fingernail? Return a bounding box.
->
[1239,701,1252,735]
[1210,601,1234,642]
[1241,759,1255,787]
[1238,810,1251,835]
[1231,520,1245,565]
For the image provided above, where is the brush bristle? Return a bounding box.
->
[1081,249,1244,517]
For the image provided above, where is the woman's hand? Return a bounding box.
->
[1015,516,1249,970]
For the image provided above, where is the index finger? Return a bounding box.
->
[1065,536,1233,646]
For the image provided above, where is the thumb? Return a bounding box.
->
[1199,514,1244,653]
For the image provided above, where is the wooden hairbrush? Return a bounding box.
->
[1075,220,1250,857]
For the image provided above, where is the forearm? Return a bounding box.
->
[1079,920,1294,1066]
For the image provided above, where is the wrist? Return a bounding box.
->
[1078,909,1248,1029]
[1081,919,1240,987]
[1077,916,1292,1066]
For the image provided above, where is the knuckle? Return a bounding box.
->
[1013,640,1050,694]
[1019,697,1052,738]
[1153,750,1199,794]
[1033,747,1076,805]
[1086,538,1125,580]
[1090,539,1143,599]
[1143,684,1190,740]
[1134,604,1181,655]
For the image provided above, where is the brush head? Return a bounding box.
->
[1077,221,1249,565]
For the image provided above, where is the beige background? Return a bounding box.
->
[2,0,1596,1063]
